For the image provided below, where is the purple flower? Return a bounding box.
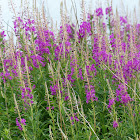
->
[96,8,103,17]
[77,21,91,40]
[65,41,71,46]
[120,16,127,24]
[78,68,83,80]
[108,98,115,109]
[4,72,10,77]
[50,84,58,95]
[85,85,98,103]
[29,66,33,71]
[16,118,23,131]
[21,92,25,99]
[8,76,13,80]
[74,116,80,122]
[71,117,74,120]
[120,93,131,104]
[105,6,112,15]
[46,107,49,110]
[0,31,6,37]
[115,83,132,105]
[113,121,118,128]
[21,118,26,125]
[64,96,69,101]
[30,100,34,104]
[70,114,80,124]
[32,84,36,89]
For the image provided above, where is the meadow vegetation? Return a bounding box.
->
[0,0,140,139]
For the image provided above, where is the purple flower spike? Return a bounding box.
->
[46,107,49,110]
[113,121,118,128]
[65,96,69,101]
[21,118,26,125]
[96,8,103,17]
[105,6,112,15]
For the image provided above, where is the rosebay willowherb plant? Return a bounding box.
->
[0,0,140,140]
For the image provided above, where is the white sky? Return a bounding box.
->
[0,0,140,37]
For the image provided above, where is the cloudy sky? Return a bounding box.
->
[0,0,140,37]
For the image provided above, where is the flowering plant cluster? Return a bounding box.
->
[0,4,139,140]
